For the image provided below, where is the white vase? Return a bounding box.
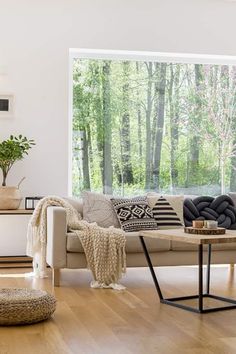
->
[0,186,22,210]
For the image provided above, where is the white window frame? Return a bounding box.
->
[68,48,236,196]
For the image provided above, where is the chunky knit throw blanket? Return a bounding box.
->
[184,195,236,229]
[26,196,126,288]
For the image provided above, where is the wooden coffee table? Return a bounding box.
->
[139,228,236,313]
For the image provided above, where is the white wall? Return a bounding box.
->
[1,0,236,198]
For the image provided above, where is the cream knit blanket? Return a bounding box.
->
[26,196,126,288]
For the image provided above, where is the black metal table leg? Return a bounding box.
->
[198,244,203,312]
[139,235,236,313]
[206,244,211,294]
[139,236,163,300]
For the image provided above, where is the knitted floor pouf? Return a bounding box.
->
[0,288,56,326]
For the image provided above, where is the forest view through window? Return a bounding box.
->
[72,57,236,197]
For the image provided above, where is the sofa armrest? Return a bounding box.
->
[46,206,67,269]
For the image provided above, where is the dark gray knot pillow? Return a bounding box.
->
[184,195,236,229]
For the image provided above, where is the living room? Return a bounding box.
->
[1,0,236,353]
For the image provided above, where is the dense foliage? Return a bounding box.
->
[73,59,236,196]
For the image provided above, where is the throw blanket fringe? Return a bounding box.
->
[26,196,126,288]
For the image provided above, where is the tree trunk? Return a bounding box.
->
[102,61,113,194]
[121,61,133,185]
[188,64,204,185]
[220,154,225,194]
[230,141,236,191]
[220,65,229,192]
[81,129,90,190]
[136,62,143,163]
[153,63,167,190]
[87,124,93,168]
[230,68,236,191]
[229,68,236,191]
[169,64,180,191]
[230,66,236,192]
[72,130,83,193]
[145,62,153,190]
[95,64,104,181]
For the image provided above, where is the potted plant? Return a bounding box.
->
[0,135,35,209]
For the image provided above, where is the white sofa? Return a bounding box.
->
[46,198,236,286]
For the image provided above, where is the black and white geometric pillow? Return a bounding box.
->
[148,195,183,229]
[111,196,158,232]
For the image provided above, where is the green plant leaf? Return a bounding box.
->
[0,135,35,186]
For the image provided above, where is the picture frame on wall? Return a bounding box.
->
[0,94,14,118]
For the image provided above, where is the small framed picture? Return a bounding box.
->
[0,94,14,117]
[25,196,44,210]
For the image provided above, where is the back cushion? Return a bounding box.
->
[147,194,184,229]
[111,196,158,232]
[63,197,83,216]
[184,195,236,229]
[82,191,120,228]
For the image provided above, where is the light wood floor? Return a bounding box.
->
[1,265,236,354]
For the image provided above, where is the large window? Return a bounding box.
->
[71,52,236,196]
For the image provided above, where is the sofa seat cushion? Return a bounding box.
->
[125,233,171,252]
[171,241,236,251]
[66,231,171,253]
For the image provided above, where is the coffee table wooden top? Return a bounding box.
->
[140,228,236,245]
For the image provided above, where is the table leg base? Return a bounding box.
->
[139,236,236,314]
[161,293,236,313]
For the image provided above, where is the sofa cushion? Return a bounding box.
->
[125,233,170,252]
[111,196,158,232]
[147,194,184,229]
[63,197,83,216]
[82,191,120,228]
[66,232,171,253]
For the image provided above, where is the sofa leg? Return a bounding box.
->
[52,268,60,287]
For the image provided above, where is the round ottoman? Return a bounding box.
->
[0,288,56,326]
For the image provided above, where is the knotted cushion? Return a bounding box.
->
[184,195,236,229]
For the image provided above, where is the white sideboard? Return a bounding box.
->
[0,210,33,257]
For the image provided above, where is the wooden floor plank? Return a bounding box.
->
[0,266,235,353]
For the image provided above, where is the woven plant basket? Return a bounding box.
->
[0,288,56,325]
[0,187,22,210]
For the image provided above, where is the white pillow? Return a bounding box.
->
[82,191,120,228]
[147,193,184,229]
[63,197,83,216]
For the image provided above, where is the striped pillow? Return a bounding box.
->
[147,194,184,229]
